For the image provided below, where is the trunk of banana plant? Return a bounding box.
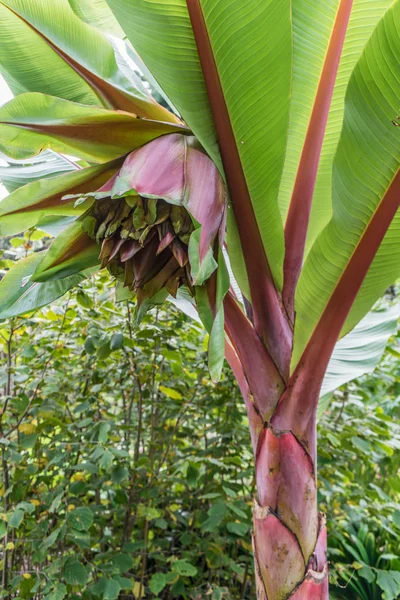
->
[224,303,329,599]
[238,380,327,597]
[252,417,327,599]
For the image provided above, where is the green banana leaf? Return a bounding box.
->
[292,1,400,367]
[0,93,186,163]
[31,220,100,282]
[306,0,393,252]
[278,0,392,250]
[0,159,121,236]
[64,0,178,116]
[106,0,218,164]
[0,252,88,319]
[67,0,125,38]
[34,215,80,237]
[0,0,174,120]
[0,151,76,194]
[320,303,399,398]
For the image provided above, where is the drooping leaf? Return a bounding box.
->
[32,220,100,282]
[0,159,121,236]
[168,287,201,323]
[293,1,400,369]
[207,250,230,383]
[0,252,87,319]
[0,0,176,120]
[0,150,76,194]
[188,230,217,287]
[208,307,225,383]
[0,93,187,163]
[320,304,399,398]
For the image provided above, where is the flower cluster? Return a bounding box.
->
[74,133,226,301]
[83,192,195,298]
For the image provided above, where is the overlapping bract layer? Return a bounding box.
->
[255,427,318,561]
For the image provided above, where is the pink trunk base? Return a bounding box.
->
[253,427,328,599]
[253,506,306,598]
[253,510,328,600]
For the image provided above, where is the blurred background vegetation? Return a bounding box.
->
[0,233,399,600]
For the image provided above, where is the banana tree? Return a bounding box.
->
[0,0,399,597]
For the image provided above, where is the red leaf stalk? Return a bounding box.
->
[283,0,354,320]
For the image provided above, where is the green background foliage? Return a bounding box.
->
[0,240,399,599]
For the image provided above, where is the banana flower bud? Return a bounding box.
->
[80,134,226,301]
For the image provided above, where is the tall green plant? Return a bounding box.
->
[0,0,399,597]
